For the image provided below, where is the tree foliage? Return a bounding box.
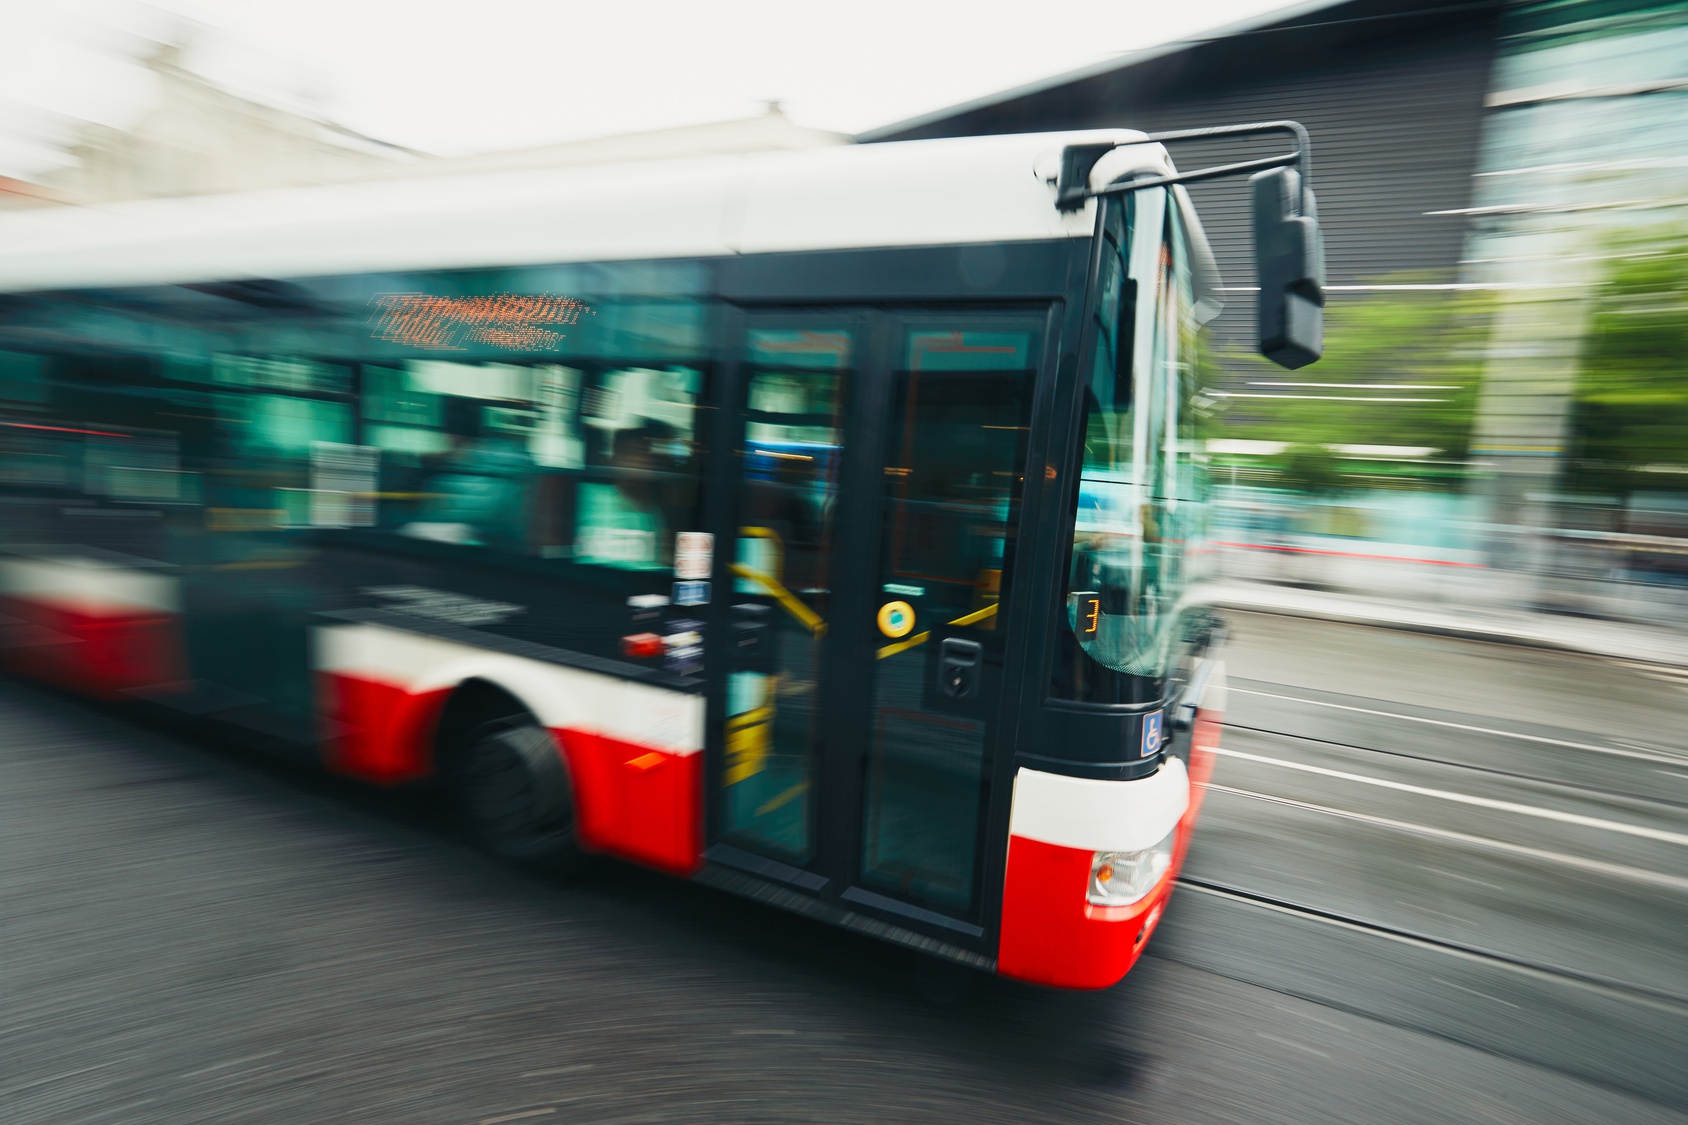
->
[1271,443,1345,495]
[1212,280,1492,488]
[1564,230,1688,497]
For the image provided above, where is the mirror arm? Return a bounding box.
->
[1089,152,1298,199]
[1144,120,1311,193]
[1057,120,1313,211]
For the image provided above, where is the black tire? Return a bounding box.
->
[455,718,587,872]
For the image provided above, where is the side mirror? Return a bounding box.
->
[1251,167,1325,369]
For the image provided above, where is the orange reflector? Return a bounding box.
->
[626,752,666,772]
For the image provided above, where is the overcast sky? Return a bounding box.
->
[0,0,1297,178]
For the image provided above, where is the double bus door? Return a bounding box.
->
[706,307,1045,940]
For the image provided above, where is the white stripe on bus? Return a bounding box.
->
[315,622,704,755]
[0,555,180,615]
[1008,758,1189,854]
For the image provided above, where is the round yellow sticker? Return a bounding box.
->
[877,600,915,639]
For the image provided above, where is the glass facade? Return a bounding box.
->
[1466,1,1688,551]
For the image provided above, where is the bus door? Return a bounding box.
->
[707,308,1043,940]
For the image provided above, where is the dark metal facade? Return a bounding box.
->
[863,0,1506,373]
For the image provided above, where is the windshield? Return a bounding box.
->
[1056,189,1205,696]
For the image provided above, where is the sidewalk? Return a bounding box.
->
[1208,579,1688,672]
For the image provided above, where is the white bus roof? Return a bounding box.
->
[0,130,1179,295]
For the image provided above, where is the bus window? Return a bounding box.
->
[572,366,704,571]
[720,326,852,864]
[0,349,47,405]
[1053,188,1201,702]
[197,355,355,529]
[364,359,707,565]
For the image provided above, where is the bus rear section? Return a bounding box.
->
[0,126,1321,990]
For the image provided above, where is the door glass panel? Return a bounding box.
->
[721,327,851,864]
[859,325,1038,913]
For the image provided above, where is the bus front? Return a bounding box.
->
[997,126,1324,987]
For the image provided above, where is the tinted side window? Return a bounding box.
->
[368,359,708,568]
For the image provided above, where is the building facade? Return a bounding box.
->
[865,0,1688,606]
[40,43,421,205]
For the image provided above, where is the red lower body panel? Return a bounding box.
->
[1188,711,1219,815]
[996,834,1175,989]
[320,672,449,785]
[0,597,184,702]
[997,705,1221,989]
[558,730,702,876]
[319,671,701,875]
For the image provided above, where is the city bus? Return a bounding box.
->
[0,124,1322,989]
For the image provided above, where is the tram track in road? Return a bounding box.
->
[1197,780,1688,893]
[1153,879,1688,1111]
[1224,679,1688,814]
[1209,743,1688,842]
[1608,657,1688,695]
[1217,717,1688,827]
[1233,683,1688,768]
[1183,658,1688,1099]
[1190,706,1688,997]
[1169,876,1688,1012]
[1186,763,1688,1006]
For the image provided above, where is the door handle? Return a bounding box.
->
[937,638,982,700]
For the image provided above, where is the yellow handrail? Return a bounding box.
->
[730,562,826,636]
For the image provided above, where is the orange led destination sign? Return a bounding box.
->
[369,293,590,351]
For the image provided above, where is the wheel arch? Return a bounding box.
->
[411,653,585,774]
[431,676,534,777]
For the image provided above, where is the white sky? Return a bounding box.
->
[0,0,1297,178]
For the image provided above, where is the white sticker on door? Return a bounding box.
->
[675,531,713,580]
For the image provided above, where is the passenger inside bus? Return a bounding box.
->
[398,396,533,551]
[572,422,685,570]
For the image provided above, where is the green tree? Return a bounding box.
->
[1564,229,1688,497]
[1212,280,1492,488]
[1272,443,1345,495]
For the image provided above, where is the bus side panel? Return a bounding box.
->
[559,728,703,876]
[319,670,449,784]
[314,622,704,875]
[0,554,186,702]
[995,760,1191,989]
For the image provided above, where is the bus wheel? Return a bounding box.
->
[456,719,586,872]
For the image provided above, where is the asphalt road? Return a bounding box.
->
[4,612,1686,1124]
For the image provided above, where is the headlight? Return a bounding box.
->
[1088,829,1176,907]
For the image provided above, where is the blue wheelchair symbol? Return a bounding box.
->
[1142,711,1164,758]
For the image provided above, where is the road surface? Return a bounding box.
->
[3,612,1684,1123]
